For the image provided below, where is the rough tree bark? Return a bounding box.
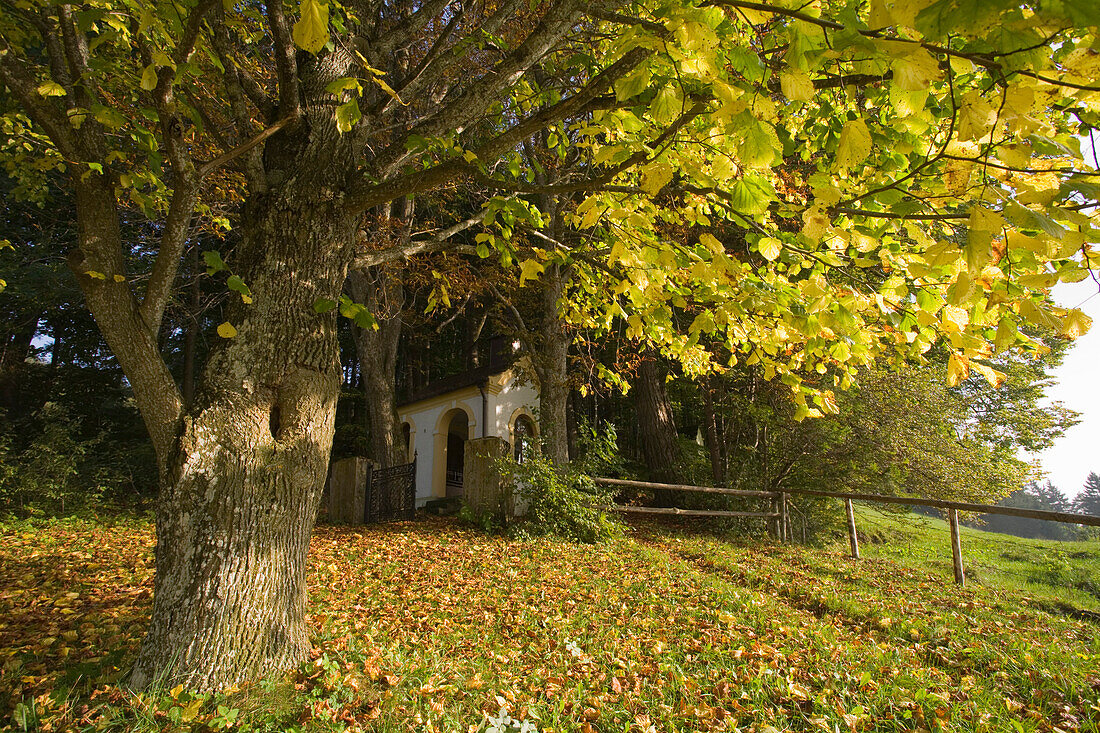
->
[634,353,680,486]
[130,189,356,689]
[346,266,406,468]
[530,263,571,467]
[127,42,364,688]
[701,376,725,485]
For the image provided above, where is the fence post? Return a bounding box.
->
[780,492,790,543]
[845,498,860,560]
[949,508,965,586]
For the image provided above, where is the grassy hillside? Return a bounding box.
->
[835,505,1100,616]
[1,515,1098,732]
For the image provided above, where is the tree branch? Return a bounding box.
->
[266,0,301,119]
[352,213,485,268]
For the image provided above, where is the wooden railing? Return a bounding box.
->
[594,477,1100,586]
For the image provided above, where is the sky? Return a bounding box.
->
[1031,279,1100,498]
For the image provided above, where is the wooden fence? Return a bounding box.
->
[594,477,1100,586]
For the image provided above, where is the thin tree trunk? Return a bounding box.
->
[0,312,37,411]
[634,353,680,487]
[702,376,724,485]
[182,245,201,406]
[130,195,356,691]
[531,263,570,467]
[347,267,406,468]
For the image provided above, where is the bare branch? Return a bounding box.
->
[352,213,486,268]
[348,46,654,213]
[196,116,296,179]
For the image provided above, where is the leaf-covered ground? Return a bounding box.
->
[1,516,1098,732]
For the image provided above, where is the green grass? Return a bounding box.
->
[837,505,1100,616]
[1,514,1098,732]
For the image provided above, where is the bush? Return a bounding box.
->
[0,402,152,515]
[500,455,621,543]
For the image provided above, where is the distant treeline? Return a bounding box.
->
[965,478,1100,541]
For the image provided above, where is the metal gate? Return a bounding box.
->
[363,457,417,524]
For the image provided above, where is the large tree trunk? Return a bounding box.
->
[634,353,680,486]
[347,267,406,468]
[130,194,356,691]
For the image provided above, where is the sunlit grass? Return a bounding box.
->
[1,515,1098,732]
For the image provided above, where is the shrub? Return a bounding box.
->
[500,455,620,543]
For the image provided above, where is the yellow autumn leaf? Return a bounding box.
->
[140,64,158,91]
[835,118,871,171]
[994,317,1017,352]
[968,205,1003,232]
[699,233,724,256]
[1062,308,1092,339]
[757,237,782,261]
[946,353,969,387]
[942,305,969,332]
[180,698,202,722]
[641,162,674,195]
[518,259,544,285]
[958,91,998,141]
[113,274,126,282]
[217,321,238,338]
[891,47,942,91]
[292,0,330,55]
[36,80,66,97]
[971,360,1007,387]
[780,70,814,102]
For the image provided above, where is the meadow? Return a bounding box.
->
[1,511,1097,732]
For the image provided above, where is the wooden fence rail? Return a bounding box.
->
[593,477,784,536]
[595,477,779,499]
[594,477,1100,587]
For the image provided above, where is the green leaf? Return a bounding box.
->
[313,297,338,313]
[335,98,361,134]
[203,250,228,275]
[226,275,253,303]
[613,65,651,102]
[140,65,158,91]
[292,0,330,55]
[734,114,779,169]
[728,174,775,215]
[325,77,360,95]
[649,85,681,125]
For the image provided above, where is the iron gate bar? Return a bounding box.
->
[363,456,417,524]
